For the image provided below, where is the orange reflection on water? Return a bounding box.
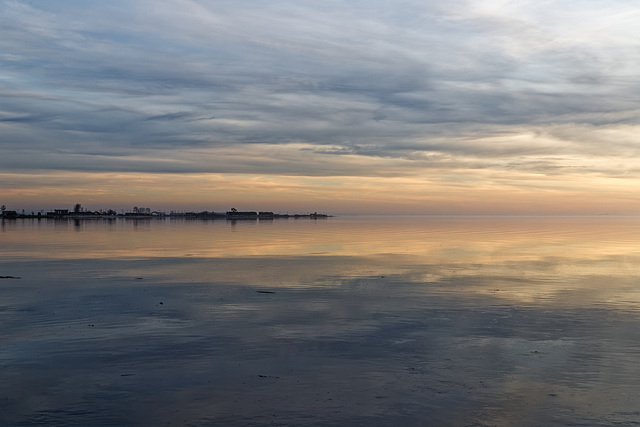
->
[2,216,639,264]
[2,215,637,259]
[1,216,639,308]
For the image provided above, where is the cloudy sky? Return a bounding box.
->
[1,0,639,214]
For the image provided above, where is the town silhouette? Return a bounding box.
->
[0,204,330,220]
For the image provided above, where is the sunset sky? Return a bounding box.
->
[1,0,639,214]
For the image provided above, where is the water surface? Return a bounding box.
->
[1,216,639,426]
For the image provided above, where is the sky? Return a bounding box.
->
[1,0,639,214]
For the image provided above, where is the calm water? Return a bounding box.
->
[1,216,639,426]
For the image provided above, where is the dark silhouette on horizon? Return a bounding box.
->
[0,204,331,220]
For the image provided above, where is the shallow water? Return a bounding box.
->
[1,215,639,426]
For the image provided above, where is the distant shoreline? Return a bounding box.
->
[0,211,332,220]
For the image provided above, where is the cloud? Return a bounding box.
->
[1,0,639,212]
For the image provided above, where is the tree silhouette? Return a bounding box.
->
[74,203,82,213]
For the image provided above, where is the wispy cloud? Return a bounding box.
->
[1,0,639,212]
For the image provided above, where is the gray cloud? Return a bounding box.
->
[1,0,639,180]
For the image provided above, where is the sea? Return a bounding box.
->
[1,215,639,426]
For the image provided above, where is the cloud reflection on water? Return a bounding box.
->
[0,216,639,425]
